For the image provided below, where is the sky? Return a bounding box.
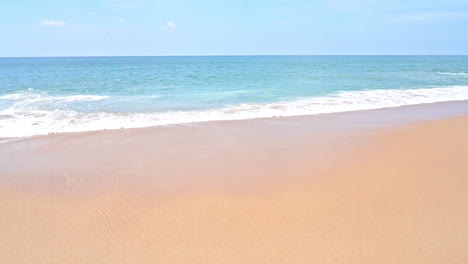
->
[1,0,467,57]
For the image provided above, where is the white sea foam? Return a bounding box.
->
[437,72,468,76]
[0,93,109,102]
[1,86,468,138]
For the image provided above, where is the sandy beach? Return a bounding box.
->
[0,102,467,263]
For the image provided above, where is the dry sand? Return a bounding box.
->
[0,104,467,263]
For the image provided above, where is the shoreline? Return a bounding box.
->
[0,101,467,263]
[2,99,468,143]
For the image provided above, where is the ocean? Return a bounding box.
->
[1,55,468,138]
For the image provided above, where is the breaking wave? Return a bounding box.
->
[1,86,468,138]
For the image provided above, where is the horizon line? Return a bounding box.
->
[1,54,468,58]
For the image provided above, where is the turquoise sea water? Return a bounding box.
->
[1,56,468,137]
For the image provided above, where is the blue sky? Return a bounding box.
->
[1,0,467,56]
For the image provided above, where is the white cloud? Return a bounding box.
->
[119,18,126,23]
[41,20,67,27]
[161,21,176,30]
[167,21,176,28]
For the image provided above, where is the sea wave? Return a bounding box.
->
[437,72,468,76]
[0,88,109,104]
[0,91,109,102]
[1,86,468,138]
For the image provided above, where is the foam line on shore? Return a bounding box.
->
[1,86,468,137]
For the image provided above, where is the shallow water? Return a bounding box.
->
[1,55,468,137]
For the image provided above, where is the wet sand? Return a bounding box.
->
[0,102,467,263]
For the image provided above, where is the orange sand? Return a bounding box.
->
[0,113,467,263]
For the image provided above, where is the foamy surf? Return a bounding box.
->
[1,86,468,138]
[437,72,468,76]
[0,93,109,102]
